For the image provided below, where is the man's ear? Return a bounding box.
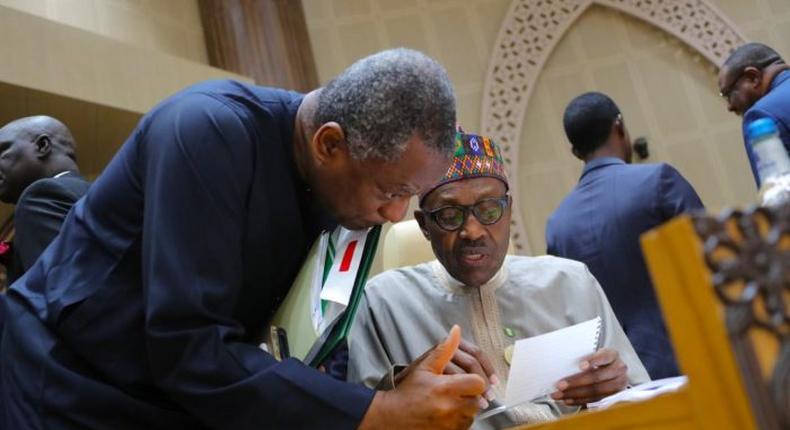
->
[414,210,431,240]
[743,66,763,87]
[312,122,347,165]
[34,134,52,159]
[613,116,625,138]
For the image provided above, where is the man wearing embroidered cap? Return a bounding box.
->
[347,131,649,429]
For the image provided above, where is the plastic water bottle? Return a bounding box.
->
[747,118,790,206]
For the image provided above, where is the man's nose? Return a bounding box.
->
[378,196,410,223]
[459,213,486,240]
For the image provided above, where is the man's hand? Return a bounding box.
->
[550,348,628,406]
[443,338,499,406]
[391,333,498,408]
[359,326,487,430]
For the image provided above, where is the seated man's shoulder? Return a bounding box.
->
[18,177,70,204]
[508,254,586,272]
[364,261,437,298]
[19,175,88,204]
[507,255,598,293]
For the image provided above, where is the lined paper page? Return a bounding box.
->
[504,316,602,407]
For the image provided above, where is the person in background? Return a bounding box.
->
[0,115,90,426]
[348,130,648,430]
[1,49,488,430]
[546,92,704,380]
[0,116,90,282]
[718,42,790,186]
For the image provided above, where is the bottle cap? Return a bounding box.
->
[746,118,779,142]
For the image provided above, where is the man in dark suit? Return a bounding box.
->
[1,49,488,430]
[0,116,89,427]
[717,43,790,186]
[0,116,90,282]
[545,92,704,379]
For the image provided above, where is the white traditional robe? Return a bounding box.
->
[347,255,650,429]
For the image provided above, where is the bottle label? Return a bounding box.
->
[753,135,790,182]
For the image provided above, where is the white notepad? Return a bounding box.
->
[504,316,602,408]
[586,376,688,409]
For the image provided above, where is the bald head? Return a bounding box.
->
[1,116,77,158]
[0,115,79,203]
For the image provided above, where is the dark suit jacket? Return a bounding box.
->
[0,172,88,427]
[1,80,373,430]
[546,157,704,379]
[742,69,790,186]
[9,172,90,282]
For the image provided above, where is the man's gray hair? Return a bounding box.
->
[314,48,456,161]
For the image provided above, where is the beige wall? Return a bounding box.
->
[0,0,207,63]
[0,5,248,116]
[0,3,248,217]
[302,0,790,255]
[302,0,511,131]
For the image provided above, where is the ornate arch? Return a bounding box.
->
[481,0,747,254]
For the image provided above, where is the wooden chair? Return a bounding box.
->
[509,203,788,430]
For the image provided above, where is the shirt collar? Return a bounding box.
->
[580,156,625,180]
[431,257,509,294]
[53,171,73,179]
[769,69,790,92]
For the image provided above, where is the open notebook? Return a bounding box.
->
[504,316,602,407]
[478,316,602,422]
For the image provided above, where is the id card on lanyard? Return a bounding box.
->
[311,227,371,335]
[267,225,380,364]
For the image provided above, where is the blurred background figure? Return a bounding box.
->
[718,43,790,187]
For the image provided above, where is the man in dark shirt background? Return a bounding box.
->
[546,92,704,379]
[1,48,488,430]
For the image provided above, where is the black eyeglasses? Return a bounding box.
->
[720,56,783,101]
[425,196,509,231]
[719,74,748,102]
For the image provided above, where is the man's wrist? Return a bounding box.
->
[359,390,394,430]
